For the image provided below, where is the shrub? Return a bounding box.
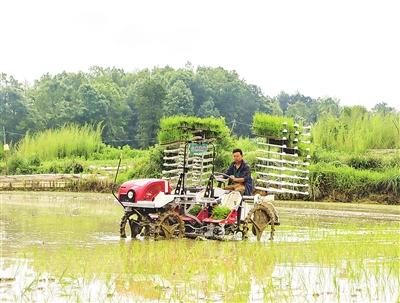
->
[65,176,114,193]
[27,154,41,166]
[8,156,33,174]
[312,149,398,171]
[64,161,84,174]
[386,155,400,169]
[8,156,24,174]
[117,146,163,182]
[30,159,85,175]
[347,155,383,170]
[378,171,400,197]
[90,144,144,160]
[214,150,232,173]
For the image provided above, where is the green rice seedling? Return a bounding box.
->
[2,192,399,302]
[211,205,231,219]
[158,115,231,147]
[188,204,202,216]
[380,172,400,196]
[252,113,295,138]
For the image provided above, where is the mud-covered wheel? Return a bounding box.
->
[244,204,276,241]
[154,211,184,240]
[120,212,142,238]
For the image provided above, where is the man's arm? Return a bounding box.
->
[225,163,234,179]
[232,163,251,183]
[231,177,245,183]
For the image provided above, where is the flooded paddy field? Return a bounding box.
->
[0,191,399,302]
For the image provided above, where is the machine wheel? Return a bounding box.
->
[243,204,276,241]
[120,212,142,238]
[154,211,185,240]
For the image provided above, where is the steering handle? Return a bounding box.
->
[212,172,230,179]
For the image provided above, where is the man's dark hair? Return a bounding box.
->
[232,148,243,156]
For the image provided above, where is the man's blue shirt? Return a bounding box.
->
[225,160,253,195]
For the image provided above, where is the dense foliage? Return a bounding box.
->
[1,66,275,148]
[3,67,396,151]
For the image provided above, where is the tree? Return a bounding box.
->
[276,91,291,113]
[29,72,86,129]
[0,74,28,143]
[87,73,131,145]
[134,77,166,147]
[316,97,341,118]
[78,84,109,125]
[193,66,257,136]
[163,80,194,116]
[270,100,284,116]
[198,97,220,117]
[286,102,309,122]
[372,102,396,115]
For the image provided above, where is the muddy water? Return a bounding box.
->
[1,191,399,302]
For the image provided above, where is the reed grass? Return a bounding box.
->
[312,108,400,153]
[16,124,103,161]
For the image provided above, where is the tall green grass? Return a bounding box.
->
[313,107,400,152]
[16,124,103,161]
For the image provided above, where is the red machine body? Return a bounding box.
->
[118,179,171,202]
[182,208,238,225]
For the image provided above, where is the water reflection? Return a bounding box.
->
[1,191,399,302]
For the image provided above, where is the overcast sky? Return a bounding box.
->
[1,0,399,110]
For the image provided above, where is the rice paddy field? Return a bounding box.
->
[0,191,399,302]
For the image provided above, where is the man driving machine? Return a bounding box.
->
[224,148,253,195]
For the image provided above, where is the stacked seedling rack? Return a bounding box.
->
[162,139,215,189]
[252,114,311,197]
